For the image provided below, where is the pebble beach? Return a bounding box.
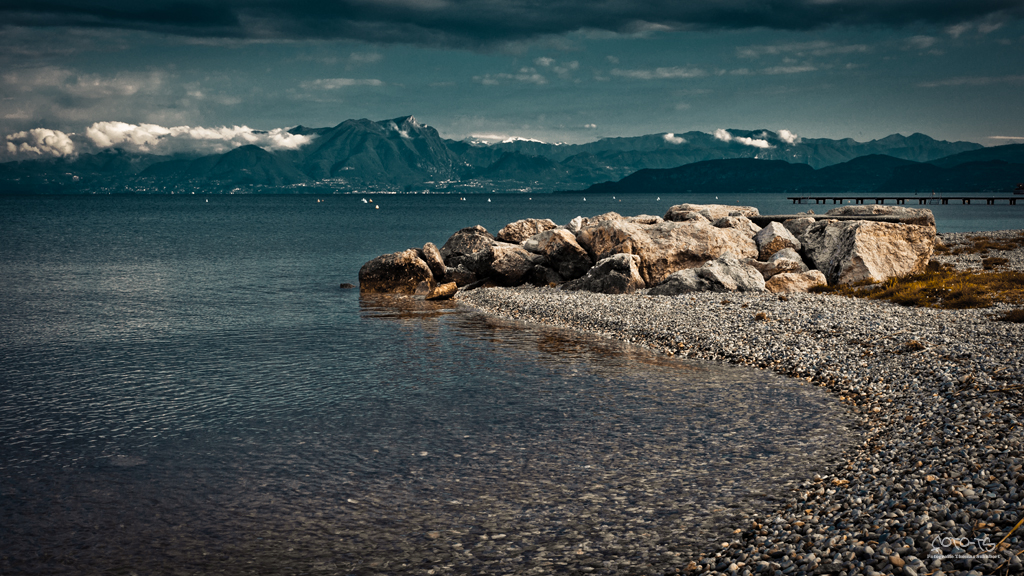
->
[457,229,1024,576]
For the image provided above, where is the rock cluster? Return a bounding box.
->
[358,205,937,297]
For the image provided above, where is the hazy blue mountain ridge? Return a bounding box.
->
[0,115,1011,194]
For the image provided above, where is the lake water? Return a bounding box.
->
[0,192,1015,574]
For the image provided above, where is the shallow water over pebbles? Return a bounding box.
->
[1,195,854,574]
[2,295,854,574]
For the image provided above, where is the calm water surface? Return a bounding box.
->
[1,192,1006,573]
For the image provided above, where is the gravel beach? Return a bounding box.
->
[457,229,1024,576]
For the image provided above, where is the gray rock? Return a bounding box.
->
[743,252,808,280]
[824,205,936,227]
[487,243,543,286]
[782,217,816,245]
[562,253,645,294]
[662,208,710,224]
[764,270,827,293]
[714,215,762,238]
[496,218,558,243]
[564,216,587,234]
[576,218,757,287]
[524,265,563,287]
[802,220,936,285]
[421,242,447,280]
[440,225,494,260]
[649,253,766,295]
[522,229,593,280]
[442,264,477,287]
[358,249,435,294]
[665,203,760,222]
[754,221,802,261]
[627,214,664,225]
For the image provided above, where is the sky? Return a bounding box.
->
[2,0,1024,160]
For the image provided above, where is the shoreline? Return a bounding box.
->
[457,230,1024,575]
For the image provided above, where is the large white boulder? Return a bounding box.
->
[802,220,936,285]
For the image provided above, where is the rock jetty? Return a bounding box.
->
[358,203,938,297]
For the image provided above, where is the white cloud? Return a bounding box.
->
[906,35,938,50]
[5,128,76,159]
[978,21,1003,34]
[988,135,1024,140]
[583,123,597,129]
[918,74,1024,87]
[662,133,685,144]
[606,55,619,64]
[946,23,972,38]
[736,41,868,58]
[78,121,316,155]
[762,64,817,75]
[474,68,547,85]
[534,57,555,67]
[610,67,705,80]
[714,128,772,149]
[301,78,384,89]
[777,129,800,144]
[349,52,383,64]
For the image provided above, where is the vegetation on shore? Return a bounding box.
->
[810,232,1024,321]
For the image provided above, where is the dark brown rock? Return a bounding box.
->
[420,242,446,280]
[440,225,494,260]
[426,282,458,300]
[495,218,557,243]
[358,249,434,294]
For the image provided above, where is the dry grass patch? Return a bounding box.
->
[811,262,1024,309]
[998,309,1024,323]
[950,232,1024,256]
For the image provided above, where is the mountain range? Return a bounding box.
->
[1,115,1020,195]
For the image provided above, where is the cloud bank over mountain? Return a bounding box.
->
[3,122,316,160]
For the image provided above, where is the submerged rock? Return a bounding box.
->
[359,249,434,294]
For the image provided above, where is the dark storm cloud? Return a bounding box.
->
[3,0,1024,47]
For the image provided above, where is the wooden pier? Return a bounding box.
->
[788,196,1020,205]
